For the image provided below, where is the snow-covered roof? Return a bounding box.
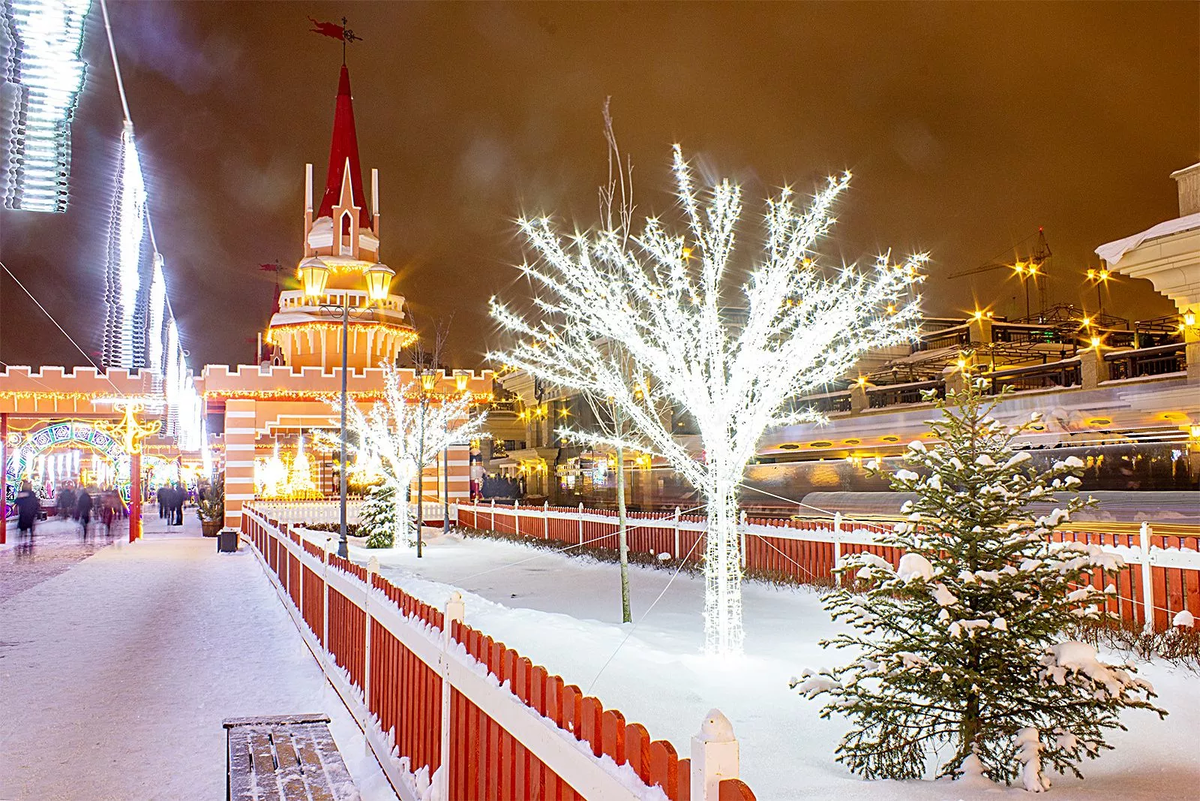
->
[1094,211,1200,266]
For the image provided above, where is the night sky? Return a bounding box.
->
[0,1,1196,371]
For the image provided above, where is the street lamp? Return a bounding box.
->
[301,257,394,558]
[1086,268,1111,317]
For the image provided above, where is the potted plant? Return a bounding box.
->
[197,475,224,537]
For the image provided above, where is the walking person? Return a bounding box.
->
[101,490,118,541]
[15,480,39,556]
[75,488,93,541]
[157,484,167,519]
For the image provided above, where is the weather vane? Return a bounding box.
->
[309,16,362,64]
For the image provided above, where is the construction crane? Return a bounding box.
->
[949,229,1052,320]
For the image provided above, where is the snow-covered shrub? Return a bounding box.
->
[360,482,401,549]
[796,378,1165,789]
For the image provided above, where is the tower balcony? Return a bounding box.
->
[267,289,416,371]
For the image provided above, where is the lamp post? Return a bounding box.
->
[300,257,395,558]
[1086,268,1111,318]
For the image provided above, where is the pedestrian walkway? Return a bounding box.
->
[0,517,394,800]
[0,517,120,605]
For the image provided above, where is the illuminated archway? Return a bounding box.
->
[4,420,131,506]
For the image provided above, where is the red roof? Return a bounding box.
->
[317,65,372,229]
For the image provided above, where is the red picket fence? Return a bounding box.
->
[458,502,1200,633]
[240,507,756,801]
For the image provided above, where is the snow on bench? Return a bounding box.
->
[223,713,359,801]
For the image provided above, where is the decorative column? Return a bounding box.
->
[1,412,7,545]
[223,399,258,529]
[129,451,142,542]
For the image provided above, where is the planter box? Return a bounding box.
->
[201,520,222,538]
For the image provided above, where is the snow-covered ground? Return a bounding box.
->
[1,518,120,604]
[0,516,395,801]
[357,529,1200,800]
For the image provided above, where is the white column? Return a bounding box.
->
[439,591,465,800]
[1140,522,1155,634]
[674,506,681,559]
[690,709,741,801]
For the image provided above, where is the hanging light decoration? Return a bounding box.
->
[1,0,92,212]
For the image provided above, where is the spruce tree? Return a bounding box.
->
[359,482,398,549]
[795,377,1165,790]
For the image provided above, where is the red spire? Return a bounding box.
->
[317,64,371,228]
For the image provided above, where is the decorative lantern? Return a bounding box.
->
[298,257,330,298]
[420,371,438,392]
[364,263,395,303]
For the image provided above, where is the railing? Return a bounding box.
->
[791,391,852,414]
[1104,342,1188,381]
[241,508,756,801]
[247,499,456,528]
[250,499,366,525]
[457,501,1200,633]
[986,359,1081,393]
[866,379,945,409]
[914,324,970,351]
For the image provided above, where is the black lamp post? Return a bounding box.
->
[299,257,395,558]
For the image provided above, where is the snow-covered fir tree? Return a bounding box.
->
[795,377,1165,790]
[491,143,924,656]
[359,482,400,549]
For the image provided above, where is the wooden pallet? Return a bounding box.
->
[223,714,360,801]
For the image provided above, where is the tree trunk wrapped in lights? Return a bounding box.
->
[491,144,923,656]
[795,379,1165,788]
[325,363,486,549]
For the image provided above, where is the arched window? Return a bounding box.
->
[340,211,353,255]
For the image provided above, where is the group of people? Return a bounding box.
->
[11,480,126,552]
[157,483,190,525]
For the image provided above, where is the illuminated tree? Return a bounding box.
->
[328,363,486,548]
[491,144,923,655]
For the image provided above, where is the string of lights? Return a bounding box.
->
[94,0,202,452]
[0,0,92,212]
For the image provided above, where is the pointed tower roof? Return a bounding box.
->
[317,64,372,228]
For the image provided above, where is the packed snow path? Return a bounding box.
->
[0,517,121,605]
[0,516,393,801]
[356,530,1200,800]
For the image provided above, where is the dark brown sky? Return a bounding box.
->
[1,1,1197,370]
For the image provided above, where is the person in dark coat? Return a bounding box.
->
[157,485,167,518]
[75,489,93,539]
[15,480,39,555]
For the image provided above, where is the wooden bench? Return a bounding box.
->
[223,714,360,801]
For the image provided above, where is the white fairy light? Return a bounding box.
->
[491,145,924,656]
[1,0,92,212]
[326,364,488,546]
[147,253,166,374]
[102,122,148,368]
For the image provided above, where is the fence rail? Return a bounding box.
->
[240,507,756,801]
[458,501,1200,634]
[249,499,456,527]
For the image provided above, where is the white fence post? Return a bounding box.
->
[491,498,496,531]
[323,536,332,649]
[439,591,465,800]
[1140,522,1155,634]
[365,556,378,709]
[833,512,843,571]
[578,502,584,546]
[514,500,521,538]
[690,709,741,801]
[544,500,550,540]
[673,506,681,559]
[739,511,748,569]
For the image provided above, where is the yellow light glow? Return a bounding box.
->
[1090,336,1102,349]
[298,257,330,298]
[1185,311,1197,327]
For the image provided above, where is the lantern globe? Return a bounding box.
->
[298,258,330,298]
[365,263,395,302]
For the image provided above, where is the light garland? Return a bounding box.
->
[202,388,494,403]
[490,145,924,656]
[264,321,418,348]
[1,0,91,212]
[101,122,148,369]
